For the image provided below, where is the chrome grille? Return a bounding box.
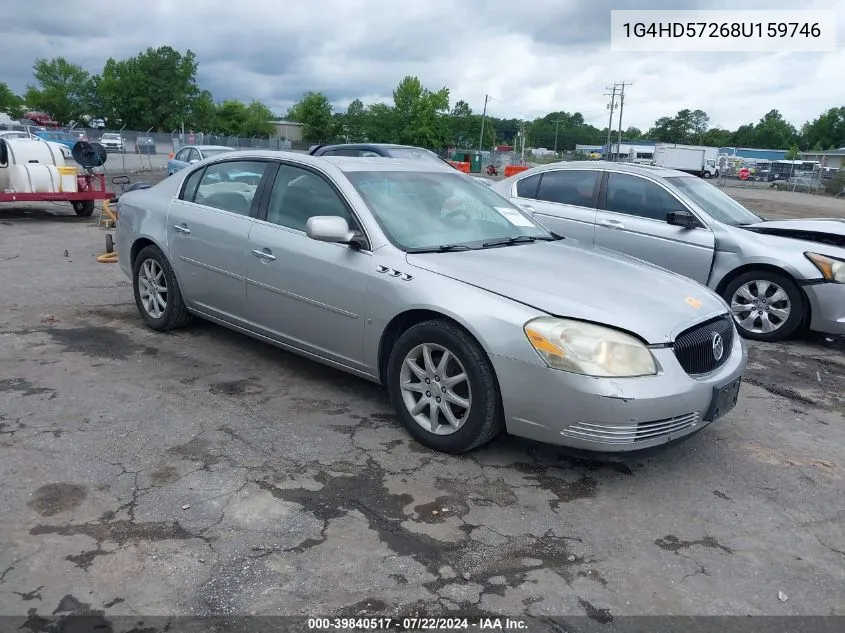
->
[673,314,734,375]
[560,412,700,445]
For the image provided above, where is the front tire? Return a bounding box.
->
[72,200,95,217]
[132,245,192,331]
[722,270,804,342]
[386,320,504,453]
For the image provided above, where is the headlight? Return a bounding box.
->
[805,252,845,283]
[523,317,657,377]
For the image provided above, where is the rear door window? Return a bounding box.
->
[515,173,541,198]
[536,170,598,207]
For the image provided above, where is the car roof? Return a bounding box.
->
[316,143,429,152]
[202,149,455,173]
[193,145,235,151]
[516,160,693,180]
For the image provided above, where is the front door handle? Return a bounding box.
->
[172,224,190,234]
[252,249,276,261]
[598,219,625,230]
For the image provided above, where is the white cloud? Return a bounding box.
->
[1,0,843,129]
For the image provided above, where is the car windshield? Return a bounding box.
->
[665,176,763,226]
[202,148,233,158]
[388,148,449,165]
[102,134,119,139]
[347,171,554,251]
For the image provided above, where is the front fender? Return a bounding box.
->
[362,264,549,377]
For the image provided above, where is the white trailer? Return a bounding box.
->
[653,144,719,178]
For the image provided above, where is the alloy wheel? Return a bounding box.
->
[138,259,168,319]
[398,343,472,435]
[730,279,791,334]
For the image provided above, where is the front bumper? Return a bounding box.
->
[804,282,845,335]
[491,332,746,452]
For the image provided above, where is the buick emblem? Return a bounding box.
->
[711,332,725,361]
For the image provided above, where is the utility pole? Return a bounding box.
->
[520,123,526,164]
[605,85,618,160]
[553,119,564,155]
[478,94,488,152]
[616,82,631,161]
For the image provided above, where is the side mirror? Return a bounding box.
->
[666,210,699,229]
[306,216,358,245]
[188,159,199,164]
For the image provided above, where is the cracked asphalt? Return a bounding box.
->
[0,195,844,625]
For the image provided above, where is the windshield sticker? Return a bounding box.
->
[495,207,535,227]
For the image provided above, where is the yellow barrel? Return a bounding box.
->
[57,166,78,192]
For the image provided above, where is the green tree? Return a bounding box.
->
[800,107,845,150]
[189,90,217,131]
[785,144,800,160]
[345,98,365,142]
[287,91,334,142]
[361,102,396,142]
[24,57,95,124]
[391,76,451,147]
[750,109,797,149]
[0,82,24,118]
[97,47,199,131]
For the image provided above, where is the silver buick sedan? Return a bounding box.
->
[115,152,746,454]
[492,161,845,342]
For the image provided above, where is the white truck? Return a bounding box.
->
[653,144,719,178]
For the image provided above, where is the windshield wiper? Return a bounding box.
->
[481,235,553,248]
[408,244,476,253]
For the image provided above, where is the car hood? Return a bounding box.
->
[742,218,845,248]
[406,241,728,344]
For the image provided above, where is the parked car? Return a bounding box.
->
[135,136,157,155]
[99,132,125,152]
[0,130,38,141]
[32,130,79,150]
[167,145,234,175]
[492,161,845,342]
[310,143,451,165]
[115,152,746,454]
[0,132,73,159]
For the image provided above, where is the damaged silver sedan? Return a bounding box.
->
[494,162,845,341]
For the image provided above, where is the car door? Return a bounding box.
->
[509,169,600,243]
[593,171,715,284]
[166,159,274,324]
[170,148,191,173]
[245,162,371,370]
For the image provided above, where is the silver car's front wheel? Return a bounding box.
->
[386,320,503,453]
[399,343,472,435]
[723,271,803,342]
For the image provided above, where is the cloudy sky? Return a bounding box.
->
[2,0,843,130]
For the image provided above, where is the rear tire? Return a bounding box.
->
[72,200,95,217]
[722,270,804,342]
[132,245,192,331]
[386,320,504,453]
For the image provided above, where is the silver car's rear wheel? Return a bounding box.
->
[399,343,472,435]
[132,245,192,331]
[138,259,168,319]
[723,270,804,342]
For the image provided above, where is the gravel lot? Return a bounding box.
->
[1,184,843,628]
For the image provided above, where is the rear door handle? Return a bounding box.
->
[252,249,276,261]
[598,219,625,229]
[172,224,190,234]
